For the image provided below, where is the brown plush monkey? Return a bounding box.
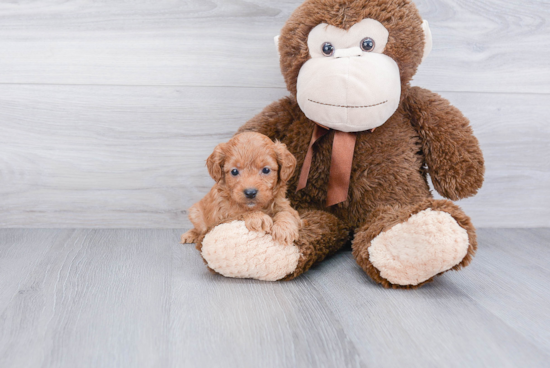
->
[196,0,484,288]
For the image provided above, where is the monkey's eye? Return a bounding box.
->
[360,37,375,52]
[231,169,239,176]
[262,167,271,174]
[321,42,335,57]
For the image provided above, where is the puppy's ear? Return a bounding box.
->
[206,143,226,182]
[274,141,296,184]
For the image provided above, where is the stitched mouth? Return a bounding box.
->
[308,99,388,109]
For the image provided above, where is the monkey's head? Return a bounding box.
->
[277,0,432,132]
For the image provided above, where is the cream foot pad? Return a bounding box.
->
[368,209,469,286]
[201,221,301,281]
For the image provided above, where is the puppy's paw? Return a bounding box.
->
[244,213,273,234]
[181,229,199,244]
[271,223,299,246]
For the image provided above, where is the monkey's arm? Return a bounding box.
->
[237,97,297,140]
[404,86,485,200]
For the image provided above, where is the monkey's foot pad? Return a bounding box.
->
[368,209,470,286]
[201,221,300,281]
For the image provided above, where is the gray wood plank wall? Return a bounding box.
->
[0,0,548,228]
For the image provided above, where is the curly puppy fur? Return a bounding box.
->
[182,132,302,247]
[235,0,484,287]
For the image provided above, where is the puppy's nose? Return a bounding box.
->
[244,188,258,199]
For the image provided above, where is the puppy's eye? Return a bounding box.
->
[231,169,239,176]
[360,37,375,52]
[321,42,334,56]
[262,167,271,174]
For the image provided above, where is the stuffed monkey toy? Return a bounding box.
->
[196,0,484,288]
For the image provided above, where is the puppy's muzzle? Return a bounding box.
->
[244,188,258,199]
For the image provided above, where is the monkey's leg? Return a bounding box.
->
[352,198,477,289]
[197,210,349,281]
[282,210,350,280]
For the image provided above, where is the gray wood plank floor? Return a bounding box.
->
[1,228,549,368]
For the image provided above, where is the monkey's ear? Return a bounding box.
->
[421,20,433,63]
[274,141,296,185]
[274,35,280,58]
[206,143,226,182]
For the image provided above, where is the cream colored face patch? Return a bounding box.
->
[307,19,390,58]
[296,18,401,132]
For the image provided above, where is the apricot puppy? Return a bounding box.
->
[181,132,301,246]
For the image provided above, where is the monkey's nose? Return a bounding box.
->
[333,46,362,58]
[244,188,258,199]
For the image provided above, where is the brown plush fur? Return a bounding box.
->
[283,210,351,280]
[233,0,485,287]
[182,132,302,247]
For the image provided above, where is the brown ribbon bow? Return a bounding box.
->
[296,124,358,207]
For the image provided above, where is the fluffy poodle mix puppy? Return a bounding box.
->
[181,132,301,246]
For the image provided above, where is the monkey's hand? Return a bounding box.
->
[405,86,485,200]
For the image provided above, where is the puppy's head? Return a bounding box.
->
[207,132,296,210]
